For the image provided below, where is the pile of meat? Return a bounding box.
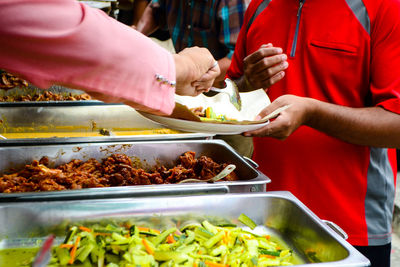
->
[0,151,238,193]
[0,91,91,102]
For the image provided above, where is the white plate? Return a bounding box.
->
[139,112,269,135]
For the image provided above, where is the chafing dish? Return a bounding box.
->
[0,104,213,144]
[0,192,370,266]
[0,140,269,201]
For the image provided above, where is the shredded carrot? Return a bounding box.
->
[142,239,154,255]
[166,234,176,244]
[138,227,150,232]
[193,261,198,267]
[198,250,203,255]
[276,246,281,250]
[79,226,92,232]
[260,254,276,259]
[59,244,74,249]
[264,235,271,240]
[204,260,228,267]
[68,236,81,264]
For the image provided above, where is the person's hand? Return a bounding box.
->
[174,47,220,96]
[243,43,288,91]
[192,61,220,92]
[243,94,314,140]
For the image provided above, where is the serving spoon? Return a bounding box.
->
[177,164,236,184]
[32,234,55,267]
[209,79,242,111]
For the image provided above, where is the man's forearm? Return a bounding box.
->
[135,5,159,35]
[306,98,400,148]
[132,0,148,26]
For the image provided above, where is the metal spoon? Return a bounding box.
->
[177,164,236,184]
[209,78,242,111]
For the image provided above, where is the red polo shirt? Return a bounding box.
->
[227,0,400,246]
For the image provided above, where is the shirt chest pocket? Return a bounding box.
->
[306,39,365,97]
[309,40,358,55]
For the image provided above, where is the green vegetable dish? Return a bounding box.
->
[41,214,295,267]
[0,214,300,267]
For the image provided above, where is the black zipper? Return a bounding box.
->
[290,0,305,57]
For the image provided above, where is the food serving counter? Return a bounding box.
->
[0,140,270,201]
[0,78,369,266]
[0,192,370,266]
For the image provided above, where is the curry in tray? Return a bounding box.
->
[0,151,238,193]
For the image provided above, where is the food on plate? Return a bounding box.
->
[189,106,238,122]
[0,151,238,193]
[40,214,295,266]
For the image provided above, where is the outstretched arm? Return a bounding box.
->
[0,0,219,115]
[244,95,400,148]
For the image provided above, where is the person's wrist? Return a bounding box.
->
[304,97,319,127]
[173,54,184,84]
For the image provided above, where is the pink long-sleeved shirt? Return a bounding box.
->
[0,0,176,115]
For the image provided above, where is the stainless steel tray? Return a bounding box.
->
[0,140,270,201]
[0,104,213,144]
[0,192,370,266]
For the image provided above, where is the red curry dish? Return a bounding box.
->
[0,151,238,193]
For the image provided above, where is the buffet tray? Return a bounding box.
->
[0,104,213,144]
[0,192,370,266]
[0,140,270,201]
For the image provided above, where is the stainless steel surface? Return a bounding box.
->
[243,156,259,168]
[322,220,349,240]
[0,104,214,144]
[0,192,370,266]
[0,140,269,201]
